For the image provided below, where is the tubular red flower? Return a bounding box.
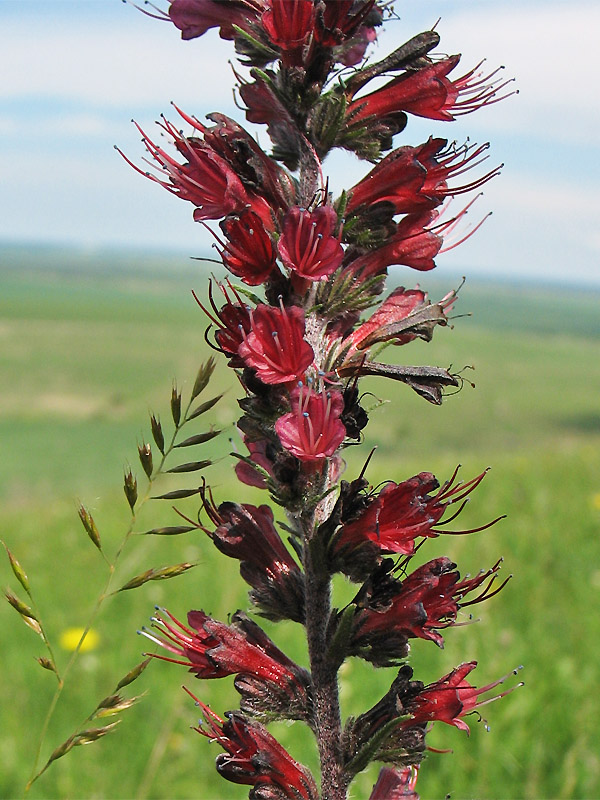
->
[117,118,251,221]
[192,281,252,361]
[201,499,305,622]
[168,0,267,41]
[348,212,442,278]
[235,436,273,488]
[347,55,514,123]
[142,608,304,688]
[356,556,507,647]
[346,286,427,350]
[262,0,316,52]
[346,138,500,216]
[238,303,314,385]
[348,196,490,279]
[405,662,522,733]
[370,766,420,800]
[334,467,497,556]
[276,385,346,463]
[190,698,319,797]
[278,205,344,281]
[219,210,278,285]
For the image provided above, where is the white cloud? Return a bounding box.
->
[0,13,237,113]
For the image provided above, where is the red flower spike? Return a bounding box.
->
[276,385,346,463]
[356,556,508,648]
[278,205,344,282]
[347,55,514,123]
[189,698,319,798]
[168,0,267,41]
[334,467,497,557]
[370,766,420,800]
[238,303,314,385]
[219,210,278,286]
[262,0,316,55]
[406,662,523,733]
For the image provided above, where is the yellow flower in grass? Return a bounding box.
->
[592,493,600,511]
[59,627,100,652]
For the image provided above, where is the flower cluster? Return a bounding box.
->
[128,2,519,798]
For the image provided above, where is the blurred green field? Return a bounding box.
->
[1,251,599,800]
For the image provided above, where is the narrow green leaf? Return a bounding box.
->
[123,470,138,510]
[114,657,151,691]
[150,414,165,454]
[118,562,195,591]
[36,656,58,675]
[191,357,216,400]
[78,505,101,550]
[166,460,211,474]
[3,543,30,594]
[327,605,357,671]
[171,384,182,426]
[152,487,202,500]
[138,443,153,479]
[73,722,120,746]
[175,430,220,448]
[188,394,223,421]
[141,526,196,536]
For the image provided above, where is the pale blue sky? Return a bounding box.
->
[1,0,599,285]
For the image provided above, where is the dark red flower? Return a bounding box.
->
[346,138,499,217]
[218,210,278,286]
[193,281,252,362]
[235,436,273,488]
[168,0,267,41]
[348,212,442,278]
[201,499,305,622]
[370,766,420,800]
[405,662,522,733]
[117,117,251,221]
[347,55,513,123]
[262,0,316,54]
[238,72,300,168]
[196,110,295,218]
[356,556,507,647]
[190,698,319,798]
[275,385,346,462]
[143,608,306,689]
[278,205,344,281]
[238,303,314,385]
[348,195,490,278]
[334,467,498,557]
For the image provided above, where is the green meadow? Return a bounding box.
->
[1,249,599,799]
